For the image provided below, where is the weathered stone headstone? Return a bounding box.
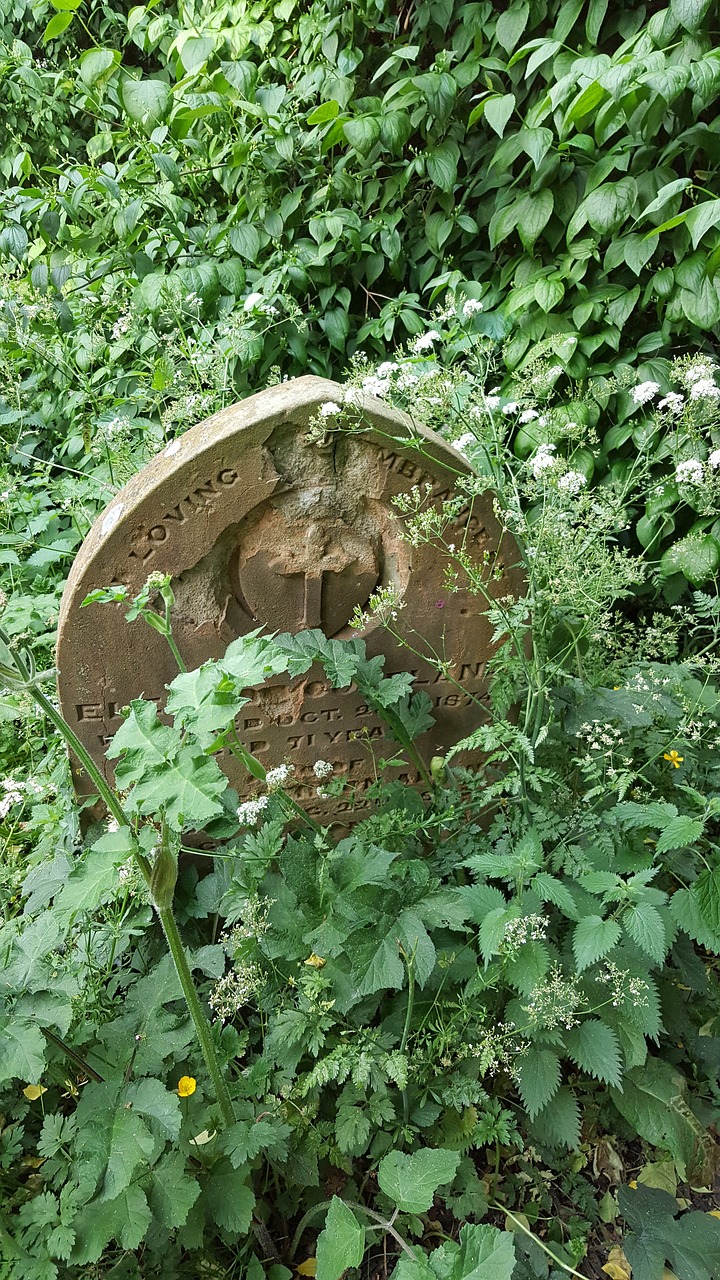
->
[57,376,523,820]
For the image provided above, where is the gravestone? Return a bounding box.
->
[57,376,523,820]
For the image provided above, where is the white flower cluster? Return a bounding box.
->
[411,329,441,353]
[313,759,333,779]
[529,443,557,478]
[598,961,650,1009]
[0,776,42,819]
[690,378,720,401]
[223,895,273,947]
[236,795,269,826]
[500,914,548,958]
[657,392,684,414]
[521,965,582,1031]
[111,313,131,340]
[264,763,294,791]
[675,451,720,485]
[451,432,476,454]
[631,381,660,405]
[361,374,391,398]
[462,297,484,318]
[557,469,587,495]
[502,401,519,415]
[209,963,265,1018]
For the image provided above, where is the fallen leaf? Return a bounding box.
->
[296,1260,317,1276]
[709,1210,720,1220]
[189,1129,217,1147]
[22,1084,47,1101]
[638,1160,677,1197]
[599,1190,618,1223]
[602,1244,632,1280]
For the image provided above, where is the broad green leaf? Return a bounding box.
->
[670,885,720,952]
[670,0,711,30]
[70,1186,152,1263]
[516,190,554,248]
[484,94,515,138]
[623,903,667,964]
[0,1018,46,1084]
[534,276,564,311]
[531,873,580,920]
[660,535,720,585]
[121,78,173,125]
[316,1198,365,1280]
[611,1060,714,1182]
[516,1045,561,1119]
[42,10,73,40]
[564,1019,623,1087]
[146,1152,201,1230]
[228,223,261,261]
[344,117,380,153]
[204,1162,255,1233]
[307,100,340,125]
[685,199,720,250]
[694,867,720,938]
[54,845,132,918]
[655,816,705,854]
[423,1222,516,1280]
[496,2,529,52]
[125,1078,181,1141]
[106,699,180,774]
[79,49,118,88]
[572,915,621,970]
[355,934,404,996]
[528,1086,581,1149]
[427,140,459,191]
[378,1148,460,1214]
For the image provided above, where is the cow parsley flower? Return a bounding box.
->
[236,796,269,826]
[451,433,476,454]
[530,443,557,478]
[411,330,441,352]
[361,375,390,398]
[657,392,684,414]
[675,458,704,485]
[319,401,341,418]
[502,401,519,415]
[631,381,660,405]
[265,764,294,791]
[708,448,720,469]
[690,378,720,401]
[519,409,539,423]
[484,395,501,411]
[462,297,484,318]
[558,469,587,494]
[313,760,333,779]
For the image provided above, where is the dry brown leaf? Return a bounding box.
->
[601,1244,632,1280]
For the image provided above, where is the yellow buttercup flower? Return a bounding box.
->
[663,750,684,769]
[177,1075,197,1097]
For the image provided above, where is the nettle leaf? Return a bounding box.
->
[655,816,705,854]
[564,1019,623,1087]
[693,866,720,938]
[623,903,667,964]
[670,885,720,952]
[316,1197,366,1280]
[516,1045,561,1119]
[528,1087,581,1149]
[572,915,621,971]
[378,1148,460,1214]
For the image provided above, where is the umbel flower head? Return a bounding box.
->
[177,1075,196,1097]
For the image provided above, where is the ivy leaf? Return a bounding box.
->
[623,903,667,964]
[564,1019,623,1087]
[145,1152,201,1230]
[378,1148,460,1214]
[316,1197,366,1280]
[516,1045,561,1119]
[572,916,621,971]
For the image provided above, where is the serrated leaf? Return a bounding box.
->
[70,1186,152,1263]
[146,1152,201,1229]
[516,1045,561,1119]
[378,1148,460,1213]
[623,903,667,964]
[107,699,180,772]
[117,747,227,829]
[573,916,621,970]
[204,1162,255,1233]
[564,1019,623,1087]
[0,1018,46,1084]
[655,817,705,854]
[354,934,404,997]
[54,845,131,918]
[528,1086,581,1149]
[694,867,720,938]
[316,1198,365,1280]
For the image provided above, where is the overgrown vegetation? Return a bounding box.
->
[1,1,720,1277]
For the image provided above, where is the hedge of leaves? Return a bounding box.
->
[1,0,720,398]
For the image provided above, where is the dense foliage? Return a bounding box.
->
[2,0,720,1277]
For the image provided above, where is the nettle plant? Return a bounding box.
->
[1,321,720,1274]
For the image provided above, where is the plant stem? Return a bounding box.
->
[494,1206,587,1280]
[399,949,416,1125]
[31,687,133,835]
[156,902,236,1128]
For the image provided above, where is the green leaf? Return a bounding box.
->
[533,276,564,311]
[496,2,529,52]
[670,885,720,952]
[0,1018,46,1084]
[484,94,515,138]
[528,1086,581,1149]
[516,190,554,249]
[378,1148,460,1214]
[516,1045,561,1119]
[611,1060,713,1182]
[121,78,173,125]
[430,1222,516,1280]
[316,1197,366,1280]
[54,841,134,918]
[125,1078,181,1141]
[344,117,380,154]
[427,140,459,191]
[623,903,667,964]
[42,10,73,40]
[572,915,621,970]
[564,1019,623,1087]
[204,1162,255,1233]
[694,867,720,938]
[228,222,261,261]
[670,0,711,30]
[79,49,118,89]
[107,699,180,774]
[307,100,340,125]
[70,1186,152,1263]
[355,934,404,997]
[583,178,637,235]
[686,199,720,250]
[661,535,720,585]
[531,873,580,920]
[146,1152,201,1230]
[655,816,705,854]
